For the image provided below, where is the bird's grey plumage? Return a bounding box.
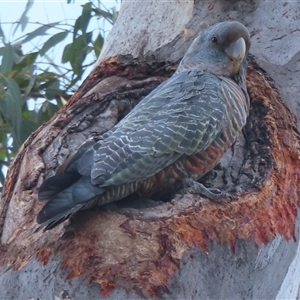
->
[36,21,251,231]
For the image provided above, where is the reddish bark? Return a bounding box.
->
[0,56,299,296]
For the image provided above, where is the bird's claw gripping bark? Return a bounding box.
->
[182,178,233,203]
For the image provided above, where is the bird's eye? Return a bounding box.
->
[211,36,218,43]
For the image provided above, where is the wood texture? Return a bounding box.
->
[1,0,300,299]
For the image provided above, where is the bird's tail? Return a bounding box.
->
[38,172,81,201]
[35,201,84,232]
[36,175,104,232]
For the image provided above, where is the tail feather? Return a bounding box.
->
[35,203,84,232]
[38,138,98,203]
[38,172,81,201]
[36,176,105,231]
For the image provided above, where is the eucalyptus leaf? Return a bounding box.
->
[0,169,5,185]
[4,78,22,150]
[0,44,15,73]
[36,71,58,82]
[0,22,5,40]
[81,2,92,35]
[0,148,6,162]
[45,79,60,100]
[13,0,34,35]
[15,52,39,70]
[20,119,38,143]
[22,74,36,104]
[93,34,104,58]
[0,94,7,117]
[0,47,5,56]
[92,7,114,23]
[61,43,72,64]
[20,15,29,32]
[73,16,82,40]
[62,32,92,75]
[0,0,119,179]
[37,101,59,125]
[22,22,60,44]
[40,31,69,56]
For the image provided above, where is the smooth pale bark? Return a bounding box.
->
[1,1,300,299]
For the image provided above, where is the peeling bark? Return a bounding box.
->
[1,0,300,299]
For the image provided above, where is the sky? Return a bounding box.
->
[0,1,119,39]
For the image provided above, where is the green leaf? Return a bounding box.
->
[15,51,39,70]
[0,168,5,185]
[81,2,92,35]
[0,47,5,56]
[40,31,69,56]
[0,21,5,40]
[39,78,59,91]
[46,101,60,116]
[5,78,22,108]
[0,148,7,162]
[61,43,72,63]
[0,0,119,178]
[45,79,60,100]
[73,2,92,40]
[13,0,34,35]
[22,22,60,44]
[92,7,114,23]
[36,71,58,82]
[0,44,15,72]
[20,119,38,143]
[37,101,59,125]
[20,16,29,32]
[4,78,22,150]
[62,32,92,75]
[73,15,82,40]
[22,108,31,120]
[22,74,36,103]
[93,33,104,58]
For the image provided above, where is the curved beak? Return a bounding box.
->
[225,37,246,75]
[225,37,246,62]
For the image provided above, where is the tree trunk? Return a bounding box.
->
[1,0,300,299]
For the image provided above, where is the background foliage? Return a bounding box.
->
[0,0,118,185]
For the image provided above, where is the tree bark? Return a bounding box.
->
[1,0,300,299]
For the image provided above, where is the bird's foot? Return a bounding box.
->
[182,178,233,203]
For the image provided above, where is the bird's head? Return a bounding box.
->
[178,21,251,78]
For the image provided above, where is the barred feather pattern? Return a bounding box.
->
[36,21,250,231]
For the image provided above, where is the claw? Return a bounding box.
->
[182,178,233,203]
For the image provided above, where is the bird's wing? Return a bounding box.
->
[36,20,251,231]
[76,69,228,187]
